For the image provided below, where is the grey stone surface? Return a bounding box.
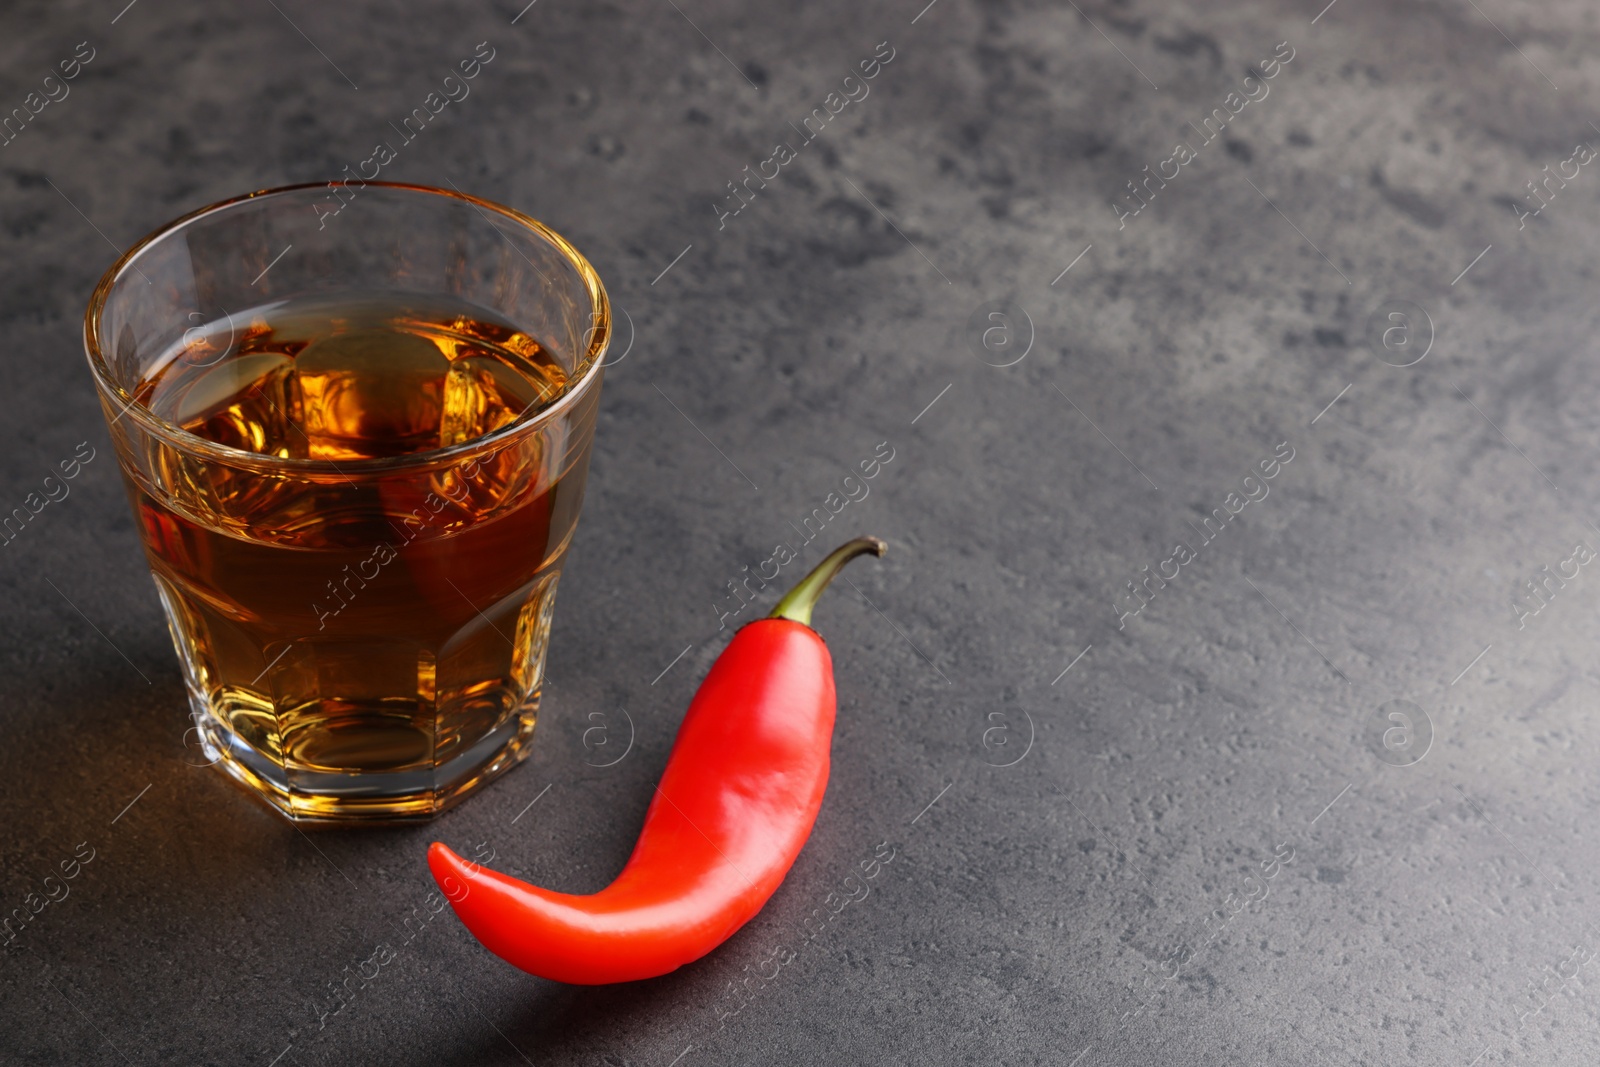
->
[3,0,1600,1063]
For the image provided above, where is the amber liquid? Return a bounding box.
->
[133,292,590,821]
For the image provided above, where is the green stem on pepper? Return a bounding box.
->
[767,536,887,626]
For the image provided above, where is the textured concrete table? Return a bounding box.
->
[3,0,1599,1063]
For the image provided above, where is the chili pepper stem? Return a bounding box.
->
[768,536,887,627]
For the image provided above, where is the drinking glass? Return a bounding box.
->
[84,182,609,823]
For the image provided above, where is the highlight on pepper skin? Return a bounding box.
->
[428,537,887,984]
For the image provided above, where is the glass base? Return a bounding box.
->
[191,690,541,825]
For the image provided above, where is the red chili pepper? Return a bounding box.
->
[427,536,886,984]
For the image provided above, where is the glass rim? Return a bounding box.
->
[83,180,610,475]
